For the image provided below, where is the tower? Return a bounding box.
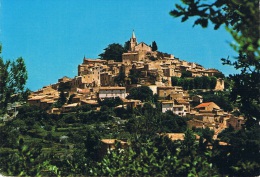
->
[129,30,137,51]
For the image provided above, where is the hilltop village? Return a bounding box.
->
[28,31,244,135]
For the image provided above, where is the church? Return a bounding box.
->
[122,31,153,63]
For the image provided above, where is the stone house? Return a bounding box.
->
[122,99,142,109]
[161,101,174,113]
[98,87,127,99]
[161,100,188,116]
[40,98,56,110]
[122,52,139,64]
[194,102,220,112]
[100,139,128,158]
[226,116,245,130]
[174,98,190,115]
[204,68,222,77]
[28,95,47,107]
[157,86,184,99]
[62,103,79,112]
[28,95,58,109]
[58,76,72,83]
[192,95,203,103]
[100,72,115,86]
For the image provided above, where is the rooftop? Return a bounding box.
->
[195,102,215,108]
[99,87,126,90]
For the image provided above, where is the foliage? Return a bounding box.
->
[172,76,217,90]
[149,55,157,61]
[128,68,141,84]
[157,51,172,60]
[71,104,92,113]
[0,137,59,176]
[99,43,127,62]
[215,125,260,176]
[127,86,153,102]
[55,91,67,108]
[67,94,76,104]
[0,44,29,112]
[114,66,126,86]
[126,104,187,135]
[124,40,130,51]
[58,81,71,92]
[214,72,225,78]
[90,131,219,176]
[170,0,260,127]
[202,91,233,112]
[181,70,192,78]
[98,97,123,108]
[0,97,257,176]
[171,0,260,165]
[151,41,158,51]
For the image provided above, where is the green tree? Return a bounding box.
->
[181,70,192,78]
[58,81,71,92]
[124,40,130,51]
[114,66,125,86]
[99,43,126,62]
[0,45,28,112]
[202,91,233,112]
[171,76,179,86]
[170,0,260,127]
[127,86,153,102]
[170,2,260,175]
[194,77,202,89]
[55,91,67,108]
[151,41,158,51]
[128,68,141,84]
[202,76,211,89]
[98,97,123,108]
[215,126,260,176]
[182,78,190,90]
[209,76,217,89]
[90,133,218,176]
[188,78,194,90]
[214,72,225,78]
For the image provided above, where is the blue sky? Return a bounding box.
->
[0,0,238,91]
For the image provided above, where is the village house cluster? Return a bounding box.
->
[28,31,244,134]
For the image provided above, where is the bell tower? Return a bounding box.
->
[129,30,137,51]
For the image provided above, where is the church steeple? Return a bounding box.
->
[132,30,136,39]
[130,30,137,51]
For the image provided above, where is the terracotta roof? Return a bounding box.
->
[195,102,215,108]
